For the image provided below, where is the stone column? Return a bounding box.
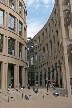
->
[59,0,71,96]
[54,69,56,82]
[7,0,9,6]
[1,62,8,89]
[46,68,48,79]
[24,9,26,22]
[18,0,19,13]
[14,65,18,87]
[21,5,23,18]
[64,55,71,96]
[42,69,44,86]
[25,68,28,86]
[58,68,60,87]
[25,47,27,62]
[22,67,25,87]
[3,36,7,55]
[6,12,8,30]
[6,36,8,55]
[17,65,19,88]
[22,45,24,61]
[4,11,7,28]
[50,67,52,83]
[22,7,24,19]
[17,41,19,58]
[15,0,18,11]
[70,0,72,26]
[15,18,18,33]
[5,0,7,4]
[61,61,66,89]
[60,15,71,96]
[22,25,24,39]
[5,63,8,90]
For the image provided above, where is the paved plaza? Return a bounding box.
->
[0,87,72,108]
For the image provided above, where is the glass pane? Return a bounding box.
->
[9,0,15,9]
[8,37,15,55]
[19,22,22,35]
[0,34,3,52]
[0,0,4,2]
[0,10,3,26]
[9,15,15,30]
[19,43,22,58]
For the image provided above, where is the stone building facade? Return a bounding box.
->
[34,0,72,96]
[0,0,27,89]
[27,37,35,86]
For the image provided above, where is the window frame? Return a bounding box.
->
[8,14,15,31]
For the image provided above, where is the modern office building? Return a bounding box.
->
[27,37,35,86]
[0,0,27,89]
[34,0,72,96]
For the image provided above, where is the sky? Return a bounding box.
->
[24,0,55,38]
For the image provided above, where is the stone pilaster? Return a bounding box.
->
[1,62,8,89]
[22,67,25,87]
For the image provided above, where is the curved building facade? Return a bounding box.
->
[0,0,27,89]
[34,0,72,96]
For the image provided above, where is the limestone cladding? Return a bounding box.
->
[0,0,27,89]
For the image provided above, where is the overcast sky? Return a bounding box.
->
[24,0,55,38]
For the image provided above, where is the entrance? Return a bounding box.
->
[19,66,22,87]
[8,64,14,88]
[0,63,1,88]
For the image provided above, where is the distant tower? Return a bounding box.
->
[27,37,35,86]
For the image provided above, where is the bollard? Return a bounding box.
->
[22,93,23,99]
[33,87,35,91]
[43,95,44,98]
[8,96,9,102]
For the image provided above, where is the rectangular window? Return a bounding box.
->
[45,28,47,35]
[9,14,15,30]
[8,37,15,56]
[44,69,46,79]
[38,36,40,43]
[35,52,37,62]
[39,50,41,62]
[42,32,44,40]
[36,72,38,81]
[9,0,15,9]
[19,42,22,58]
[0,34,3,52]
[19,21,22,36]
[34,40,37,46]
[46,44,48,51]
[19,2,22,16]
[0,10,4,26]
[43,47,45,61]
[27,60,29,67]
[31,56,34,65]
[40,70,42,86]
[51,66,54,80]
